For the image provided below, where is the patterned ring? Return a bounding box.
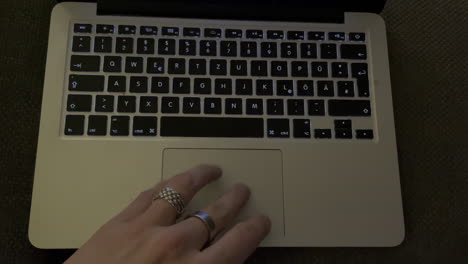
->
[152,187,186,216]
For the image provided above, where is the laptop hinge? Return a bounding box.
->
[96,0,345,24]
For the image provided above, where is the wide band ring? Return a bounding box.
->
[152,187,185,217]
[186,211,216,244]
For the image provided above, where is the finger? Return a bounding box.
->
[200,215,271,264]
[137,165,222,226]
[177,183,251,249]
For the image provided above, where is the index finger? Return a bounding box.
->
[200,215,271,264]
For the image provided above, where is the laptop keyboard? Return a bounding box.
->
[65,22,374,140]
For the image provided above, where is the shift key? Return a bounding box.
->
[70,55,101,72]
[328,100,371,116]
[69,74,104,92]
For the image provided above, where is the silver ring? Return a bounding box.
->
[186,211,216,243]
[152,187,185,217]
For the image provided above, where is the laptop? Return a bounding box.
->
[30,0,405,248]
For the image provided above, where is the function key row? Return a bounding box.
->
[74,24,365,41]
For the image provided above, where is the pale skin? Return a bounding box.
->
[66,165,271,264]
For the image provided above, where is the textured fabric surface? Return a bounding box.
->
[0,0,467,263]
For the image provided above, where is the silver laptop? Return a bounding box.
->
[29,0,405,248]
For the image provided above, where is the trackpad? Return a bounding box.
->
[162,149,285,241]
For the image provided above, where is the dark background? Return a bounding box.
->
[1,0,467,263]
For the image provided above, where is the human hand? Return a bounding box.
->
[65,165,271,264]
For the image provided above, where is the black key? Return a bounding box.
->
[88,115,107,136]
[317,81,334,97]
[194,78,212,94]
[246,30,263,39]
[162,27,179,36]
[69,74,104,92]
[189,59,207,75]
[308,31,325,41]
[110,116,130,136]
[226,29,242,38]
[332,62,349,78]
[329,32,345,41]
[183,27,201,37]
[281,43,297,58]
[140,26,158,35]
[158,39,176,55]
[173,78,190,94]
[70,55,100,72]
[125,57,143,73]
[308,100,325,116]
[108,76,126,92]
[116,38,134,53]
[215,79,232,95]
[220,41,237,57]
[356,129,374,139]
[277,80,294,96]
[349,33,366,42]
[293,119,311,138]
[300,43,317,59]
[297,80,314,96]
[240,42,257,57]
[210,60,227,75]
[74,24,92,34]
[256,80,273,96]
[139,96,158,113]
[341,44,367,60]
[95,95,114,112]
[130,76,148,93]
[311,62,328,77]
[236,79,253,95]
[179,39,196,56]
[200,40,217,56]
[72,36,91,52]
[261,42,277,58]
[357,79,370,97]
[117,96,136,113]
[161,97,180,113]
[328,100,371,116]
[351,63,369,79]
[97,24,114,34]
[267,119,290,138]
[321,43,337,59]
[161,117,264,138]
[334,119,352,129]
[104,56,122,72]
[133,117,158,136]
[267,99,284,115]
[291,61,308,77]
[251,61,268,76]
[267,30,284,40]
[225,98,243,115]
[288,100,304,115]
[183,97,201,114]
[168,58,186,74]
[64,115,85,135]
[246,99,263,115]
[151,77,169,93]
[315,129,331,139]
[67,95,92,112]
[137,38,155,54]
[205,28,221,38]
[119,25,136,35]
[230,60,247,76]
[335,129,353,139]
[271,61,288,77]
[287,31,304,40]
[147,57,165,74]
[337,81,354,97]
[204,98,222,114]
[95,37,113,53]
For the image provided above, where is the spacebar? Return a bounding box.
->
[161,117,264,138]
